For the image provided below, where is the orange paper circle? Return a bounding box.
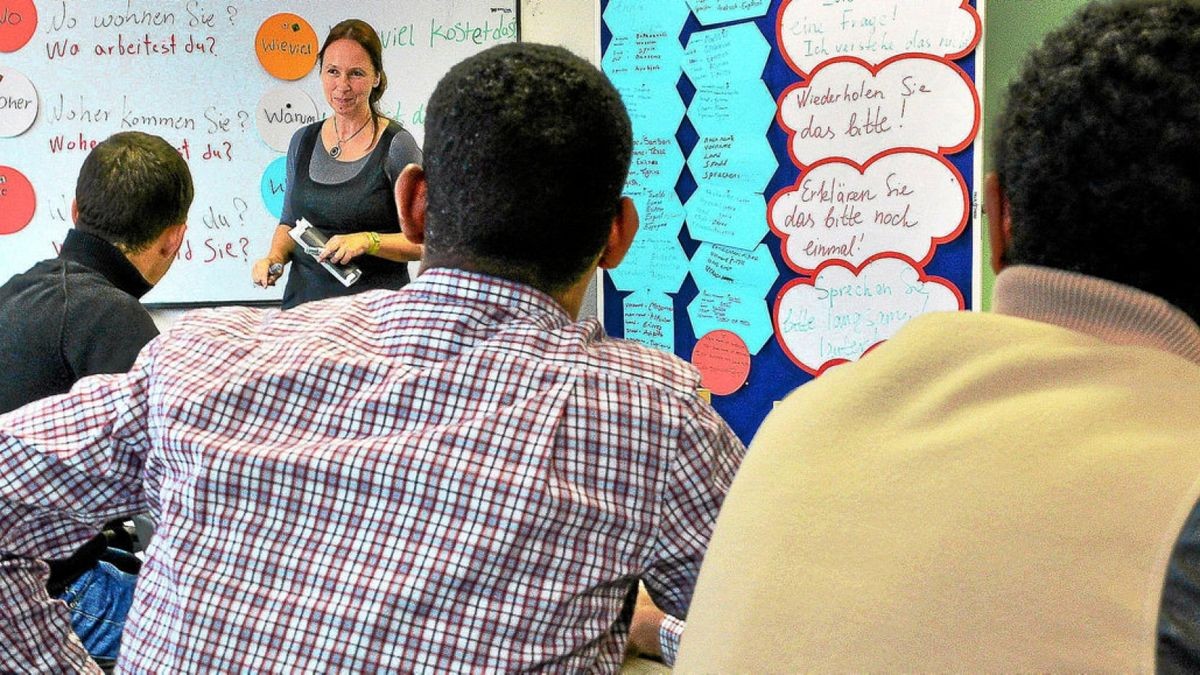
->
[692,330,751,397]
[0,166,36,234]
[255,13,319,80]
[0,0,37,53]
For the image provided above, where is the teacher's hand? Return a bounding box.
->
[252,258,285,287]
[319,233,372,265]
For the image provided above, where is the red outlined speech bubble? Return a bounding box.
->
[776,0,980,79]
[768,149,968,273]
[777,55,979,167]
[773,255,963,375]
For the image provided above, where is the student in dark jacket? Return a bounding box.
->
[0,130,193,669]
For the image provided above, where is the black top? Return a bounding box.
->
[281,120,415,309]
[0,229,157,414]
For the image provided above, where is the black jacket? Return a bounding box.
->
[0,229,157,415]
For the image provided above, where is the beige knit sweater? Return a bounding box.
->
[677,266,1200,672]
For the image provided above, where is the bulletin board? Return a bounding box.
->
[600,0,982,444]
[0,0,517,305]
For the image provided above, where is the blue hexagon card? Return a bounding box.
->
[687,133,777,192]
[603,30,685,89]
[684,185,767,251]
[627,133,686,193]
[683,23,770,88]
[608,235,690,293]
[691,242,778,298]
[685,0,771,26]
[623,290,675,353]
[604,0,692,37]
[628,187,686,241]
[687,290,774,354]
[688,80,776,138]
[618,81,686,139]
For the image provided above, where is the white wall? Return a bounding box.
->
[519,0,604,320]
[520,0,598,63]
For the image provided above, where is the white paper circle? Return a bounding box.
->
[255,85,320,152]
[0,67,39,138]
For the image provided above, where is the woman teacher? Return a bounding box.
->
[252,19,423,309]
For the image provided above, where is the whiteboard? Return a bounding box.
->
[0,0,517,305]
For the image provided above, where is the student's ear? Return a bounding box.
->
[597,197,639,270]
[163,222,187,257]
[396,163,427,245]
[71,199,79,224]
[984,172,1012,274]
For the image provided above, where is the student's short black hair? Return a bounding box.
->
[422,42,633,293]
[994,0,1200,320]
[75,131,194,252]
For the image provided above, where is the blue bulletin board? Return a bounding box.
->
[600,0,982,445]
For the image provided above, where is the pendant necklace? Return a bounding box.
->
[329,115,370,159]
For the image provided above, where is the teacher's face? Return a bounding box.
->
[321,38,378,118]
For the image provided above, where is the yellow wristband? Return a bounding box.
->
[365,231,381,255]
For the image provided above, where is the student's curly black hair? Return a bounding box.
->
[422,43,632,293]
[75,131,194,252]
[994,0,1200,320]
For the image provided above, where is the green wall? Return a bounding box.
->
[981,0,1092,309]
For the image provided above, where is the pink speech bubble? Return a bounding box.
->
[768,149,968,273]
[773,255,963,375]
[776,0,980,78]
[777,55,979,167]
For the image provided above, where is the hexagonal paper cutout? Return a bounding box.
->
[685,0,771,26]
[608,236,690,294]
[687,133,777,192]
[687,290,773,355]
[684,185,767,251]
[683,23,770,88]
[688,80,776,138]
[603,30,685,89]
[618,81,686,139]
[603,0,691,37]
[623,290,675,353]
[626,133,686,193]
[691,242,778,298]
[628,187,686,241]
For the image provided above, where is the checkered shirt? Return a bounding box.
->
[0,268,744,672]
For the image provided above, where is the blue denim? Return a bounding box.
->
[56,549,138,662]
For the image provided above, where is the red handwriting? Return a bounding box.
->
[202,236,251,263]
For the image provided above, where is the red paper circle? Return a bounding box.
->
[0,0,37,53]
[692,330,751,397]
[0,165,36,234]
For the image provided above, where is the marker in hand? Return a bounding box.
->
[254,259,285,288]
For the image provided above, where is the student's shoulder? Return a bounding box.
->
[163,304,278,343]
[164,302,363,348]
[61,263,146,314]
[0,258,63,305]
[574,324,703,398]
